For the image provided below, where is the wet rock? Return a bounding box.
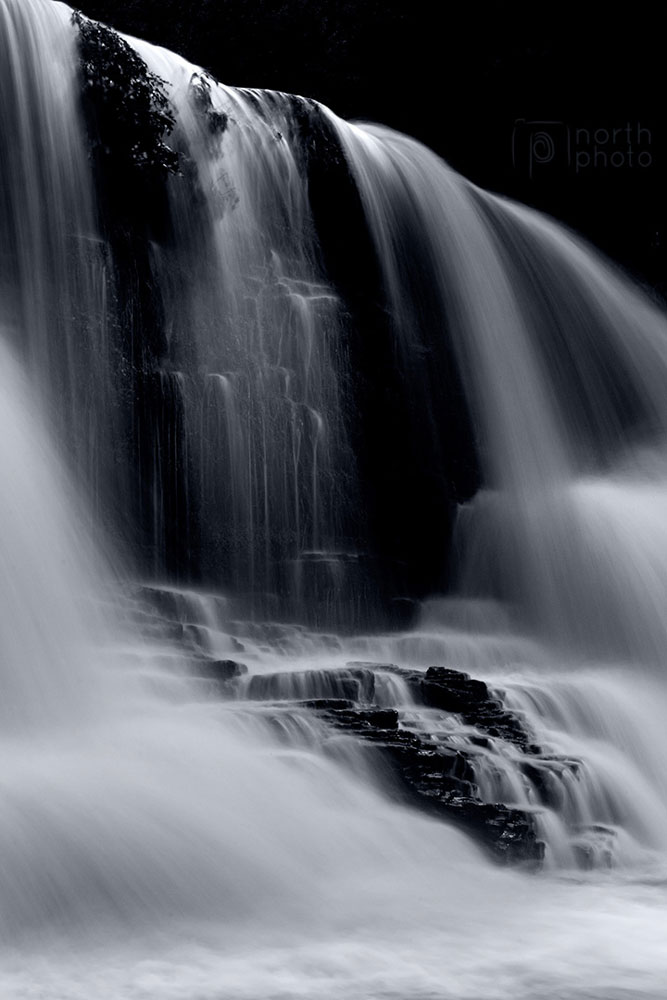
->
[299,698,356,712]
[346,660,400,671]
[133,585,183,620]
[347,661,540,753]
[193,659,248,683]
[231,661,547,864]
[244,667,376,703]
[420,667,540,753]
[127,602,552,866]
[571,825,617,870]
[308,699,543,866]
[182,622,213,653]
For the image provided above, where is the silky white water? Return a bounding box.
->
[331,119,667,665]
[1,1,667,997]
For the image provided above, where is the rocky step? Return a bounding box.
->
[241,667,376,703]
[191,658,249,683]
[227,664,549,862]
[422,667,541,754]
[296,698,543,866]
[346,661,540,753]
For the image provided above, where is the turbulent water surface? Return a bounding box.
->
[1,1,667,998]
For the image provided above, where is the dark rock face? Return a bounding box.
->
[192,659,248,683]
[293,104,480,617]
[243,666,376,704]
[421,667,541,754]
[304,688,543,866]
[347,661,540,752]
[68,13,481,622]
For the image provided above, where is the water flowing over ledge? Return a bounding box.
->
[2,1,667,998]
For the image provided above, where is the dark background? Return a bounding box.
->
[73,0,666,296]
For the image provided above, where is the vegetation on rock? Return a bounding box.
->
[72,10,179,201]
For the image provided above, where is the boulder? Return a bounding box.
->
[193,659,248,683]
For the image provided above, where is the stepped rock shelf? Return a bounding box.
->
[130,585,612,869]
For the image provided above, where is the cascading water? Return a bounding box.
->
[331,119,667,663]
[124,46,361,608]
[0,0,116,513]
[2,1,667,997]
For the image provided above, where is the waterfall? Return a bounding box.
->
[0,0,117,513]
[332,119,667,665]
[2,1,667,997]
